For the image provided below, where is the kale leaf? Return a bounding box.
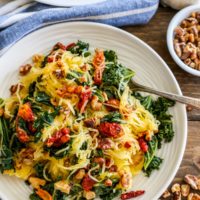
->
[144,156,163,177]
[143,136,163,177]
[18,117,30,134]
[29,82,36,97]
[0,117,14,172]
[33,108,60,131]
[34,162,45,179]
[102,64,135,91]
[101,86,119,99]
[68,40,89,55]
[35,92,52,106]
[104,50,118,63]
[29,193,41,200]
[94,179,121,200]
[101,112,123,123]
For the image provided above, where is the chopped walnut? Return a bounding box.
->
[162,190,171,198]
[19,64,32,76]
[184,174,199,190]
[171,183,181,193]
[28,177,46,189]
[53,69,65,79]
[181,184,190,197]
[10,83,23,95]
[83,191,96,200]
[32,54,43,63]
[187,193,200,200]
[173,191,181,200]
[119,170,132,189]
[54,180,71,194]
[75,169,85,180]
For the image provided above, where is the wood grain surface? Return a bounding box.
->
[123,6,200,199]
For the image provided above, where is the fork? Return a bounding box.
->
[129,80,200,109]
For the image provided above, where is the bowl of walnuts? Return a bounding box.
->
[167,4,200,76]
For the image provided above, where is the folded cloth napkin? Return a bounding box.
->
[0,0,159,55]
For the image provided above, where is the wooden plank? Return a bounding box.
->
[122,7,200,121]
[160,121,200,199]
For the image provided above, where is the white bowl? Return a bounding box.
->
[167,4,200,76]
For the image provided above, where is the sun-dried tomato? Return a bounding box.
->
[124,141,132,149]
[66,42,76,50]
[138,138,148,153]
[52,42,66,51]
[17,128,30,143]
[121,190,145,200]
[78,87,92,114]
[93,50,105,85]
[98,122,123,138]
[28,122,37,133]
[81,174,96,191]
[46,128,70,147]
[18,102,34,122]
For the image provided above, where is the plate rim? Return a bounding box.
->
[35,0,107,7]
[0,21,187,200]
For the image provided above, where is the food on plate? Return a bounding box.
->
[174,11,200,71]
[0,41,175,200]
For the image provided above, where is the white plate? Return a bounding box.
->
[35,0,106,7]
[0,22,187,200]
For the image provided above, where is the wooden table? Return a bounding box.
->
[123,6,200,199]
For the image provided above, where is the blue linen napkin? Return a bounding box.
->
[0,0,159,55]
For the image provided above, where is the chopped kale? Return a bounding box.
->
[41,182,54,194]
[34,132,42,142]
[68,40,89,55]
[29,193,41,200]
[33,108,60,131]
[103,64,135,91]
[143,136,163,177]
[66,70,84,85]
[104,50,118,63]
[144,156,163,177]
[18,117,30,134]
[94,179,121,200]
[44,140,72,159]
[93,89,105,102]
[41,54,50,68]
[54,190,68,200]
[35,92,52,106]
[34,162,45,179]
[101,112,123,123]
[102,86,119,99]
[29,82,36,97]
[69,184,82,196]
[0,117,14,172]
[80,141,88,150]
